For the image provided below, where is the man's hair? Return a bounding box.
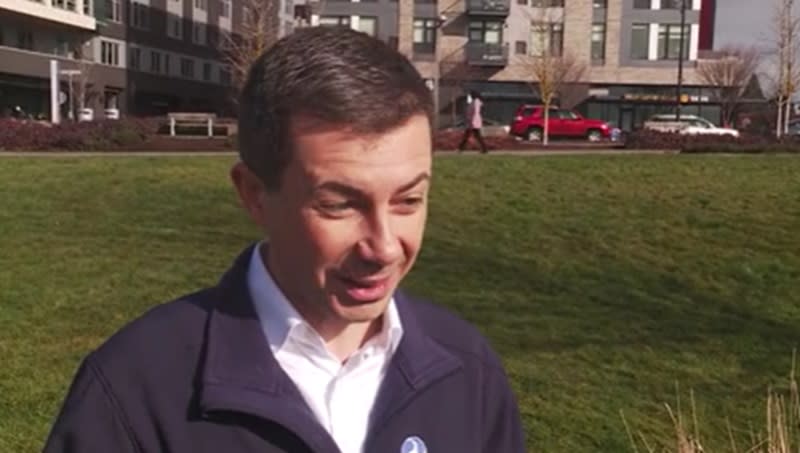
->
[237,27,435,191]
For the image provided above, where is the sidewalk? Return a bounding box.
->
[0,149,676,157]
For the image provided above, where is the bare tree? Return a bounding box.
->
[65,40,97,120]
[517,47,586,144]
[696,46,761,128]
[771,0,800,137]
[516,8,587,145]
[218,0,281,105]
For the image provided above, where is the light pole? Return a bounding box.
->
[433,15,446,130]
[60,69,81,121]
[675,0,687,120]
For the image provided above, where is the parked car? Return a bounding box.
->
[643,114,740,138]
[509,105,612,142]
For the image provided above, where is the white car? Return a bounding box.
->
[643,114,740,138]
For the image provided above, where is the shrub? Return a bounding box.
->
[624,130,800,154]
[0,118,159,151]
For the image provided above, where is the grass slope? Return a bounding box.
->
[1,155,798,452]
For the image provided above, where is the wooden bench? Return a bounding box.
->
[167,112,217,137]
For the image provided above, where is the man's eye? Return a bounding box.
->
[402,198,423,206]
[318,201,353,212]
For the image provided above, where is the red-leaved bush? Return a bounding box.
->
[0,118,158,151]
[624,130,800,153]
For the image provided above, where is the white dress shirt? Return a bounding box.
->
[247,246,404,453]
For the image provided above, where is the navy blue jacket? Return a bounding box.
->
[44,246,526,453]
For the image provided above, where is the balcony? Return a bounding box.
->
[466,0,510,16]
[466,42,508,66]
[0,0,96,30]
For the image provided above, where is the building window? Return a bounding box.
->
[192,23,206,45]
[660,0,686,9]
[530,0,564,6]
[194,0,207,10]
[168,15,182,39]
[530,22,563,57]
[517,0,526,4]
[657,24,690,59]
[0,26,4,46]
[630,23,649,59]
[357,17,377,37]
[219,30,231,46]
[150,50,161,73]
[16,30,34,50]
[130,1,149,30]
[104,90,118,109]
[318,16,350,27]
[100,40,120,66]
[593,0,606,7]
[180,57,195,78]
[413,19,436,54]
[83,0,91,15]
[203,62,211,81]
[105,0,121,22]
[220,67,231,86]
[54,36,71,56]
[220,0,231,17]
[468,20,503,44]
[53,0,77,12]
[164,53,171,75]
[591,23,606,60]
[633,0,651,8]
[515,40,527,55]
[129,47,141,70]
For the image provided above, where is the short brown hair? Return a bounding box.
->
[237,27,434,191]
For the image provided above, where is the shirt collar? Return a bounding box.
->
[247,242,403,357]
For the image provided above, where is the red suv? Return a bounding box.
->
[510,105,611,142]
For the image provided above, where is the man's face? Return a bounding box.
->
[254,114,432,331]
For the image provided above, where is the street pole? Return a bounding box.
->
[50,59,60,124]
[433,18,444,130]
[675,0,687,120]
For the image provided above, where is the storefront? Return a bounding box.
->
[579,85,723,132]
[448,80,723,131]
[0,73,51,119]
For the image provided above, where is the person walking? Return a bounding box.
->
[457,90,488,154]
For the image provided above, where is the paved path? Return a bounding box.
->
[0,149,677,157]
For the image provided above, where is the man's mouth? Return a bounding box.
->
[337,273,393,302]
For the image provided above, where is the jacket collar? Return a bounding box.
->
[197,244,462,449]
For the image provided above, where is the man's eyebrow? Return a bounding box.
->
[394,172,431,195]
[312,172,430,197]
[312,181,364,198]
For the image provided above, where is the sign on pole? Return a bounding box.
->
[50,59,60,124]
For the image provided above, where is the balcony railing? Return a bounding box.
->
[466,0,510,16]
[465,42,509,67]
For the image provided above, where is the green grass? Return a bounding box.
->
[1,154,799,452]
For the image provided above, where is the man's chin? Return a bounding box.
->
[329,293,393,321]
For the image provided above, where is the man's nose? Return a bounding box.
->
[357,211,402,267]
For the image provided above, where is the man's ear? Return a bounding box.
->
[230,161,272,230]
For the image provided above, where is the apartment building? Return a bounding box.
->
[0,0,295,119]
[309,0,719,130]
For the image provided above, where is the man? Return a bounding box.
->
[44,27,525,453]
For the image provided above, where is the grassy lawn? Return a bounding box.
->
[1,154,799,452]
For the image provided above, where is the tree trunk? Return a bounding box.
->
[785,98,792,134]
[777,96,784,138]
[543,100,550,146]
